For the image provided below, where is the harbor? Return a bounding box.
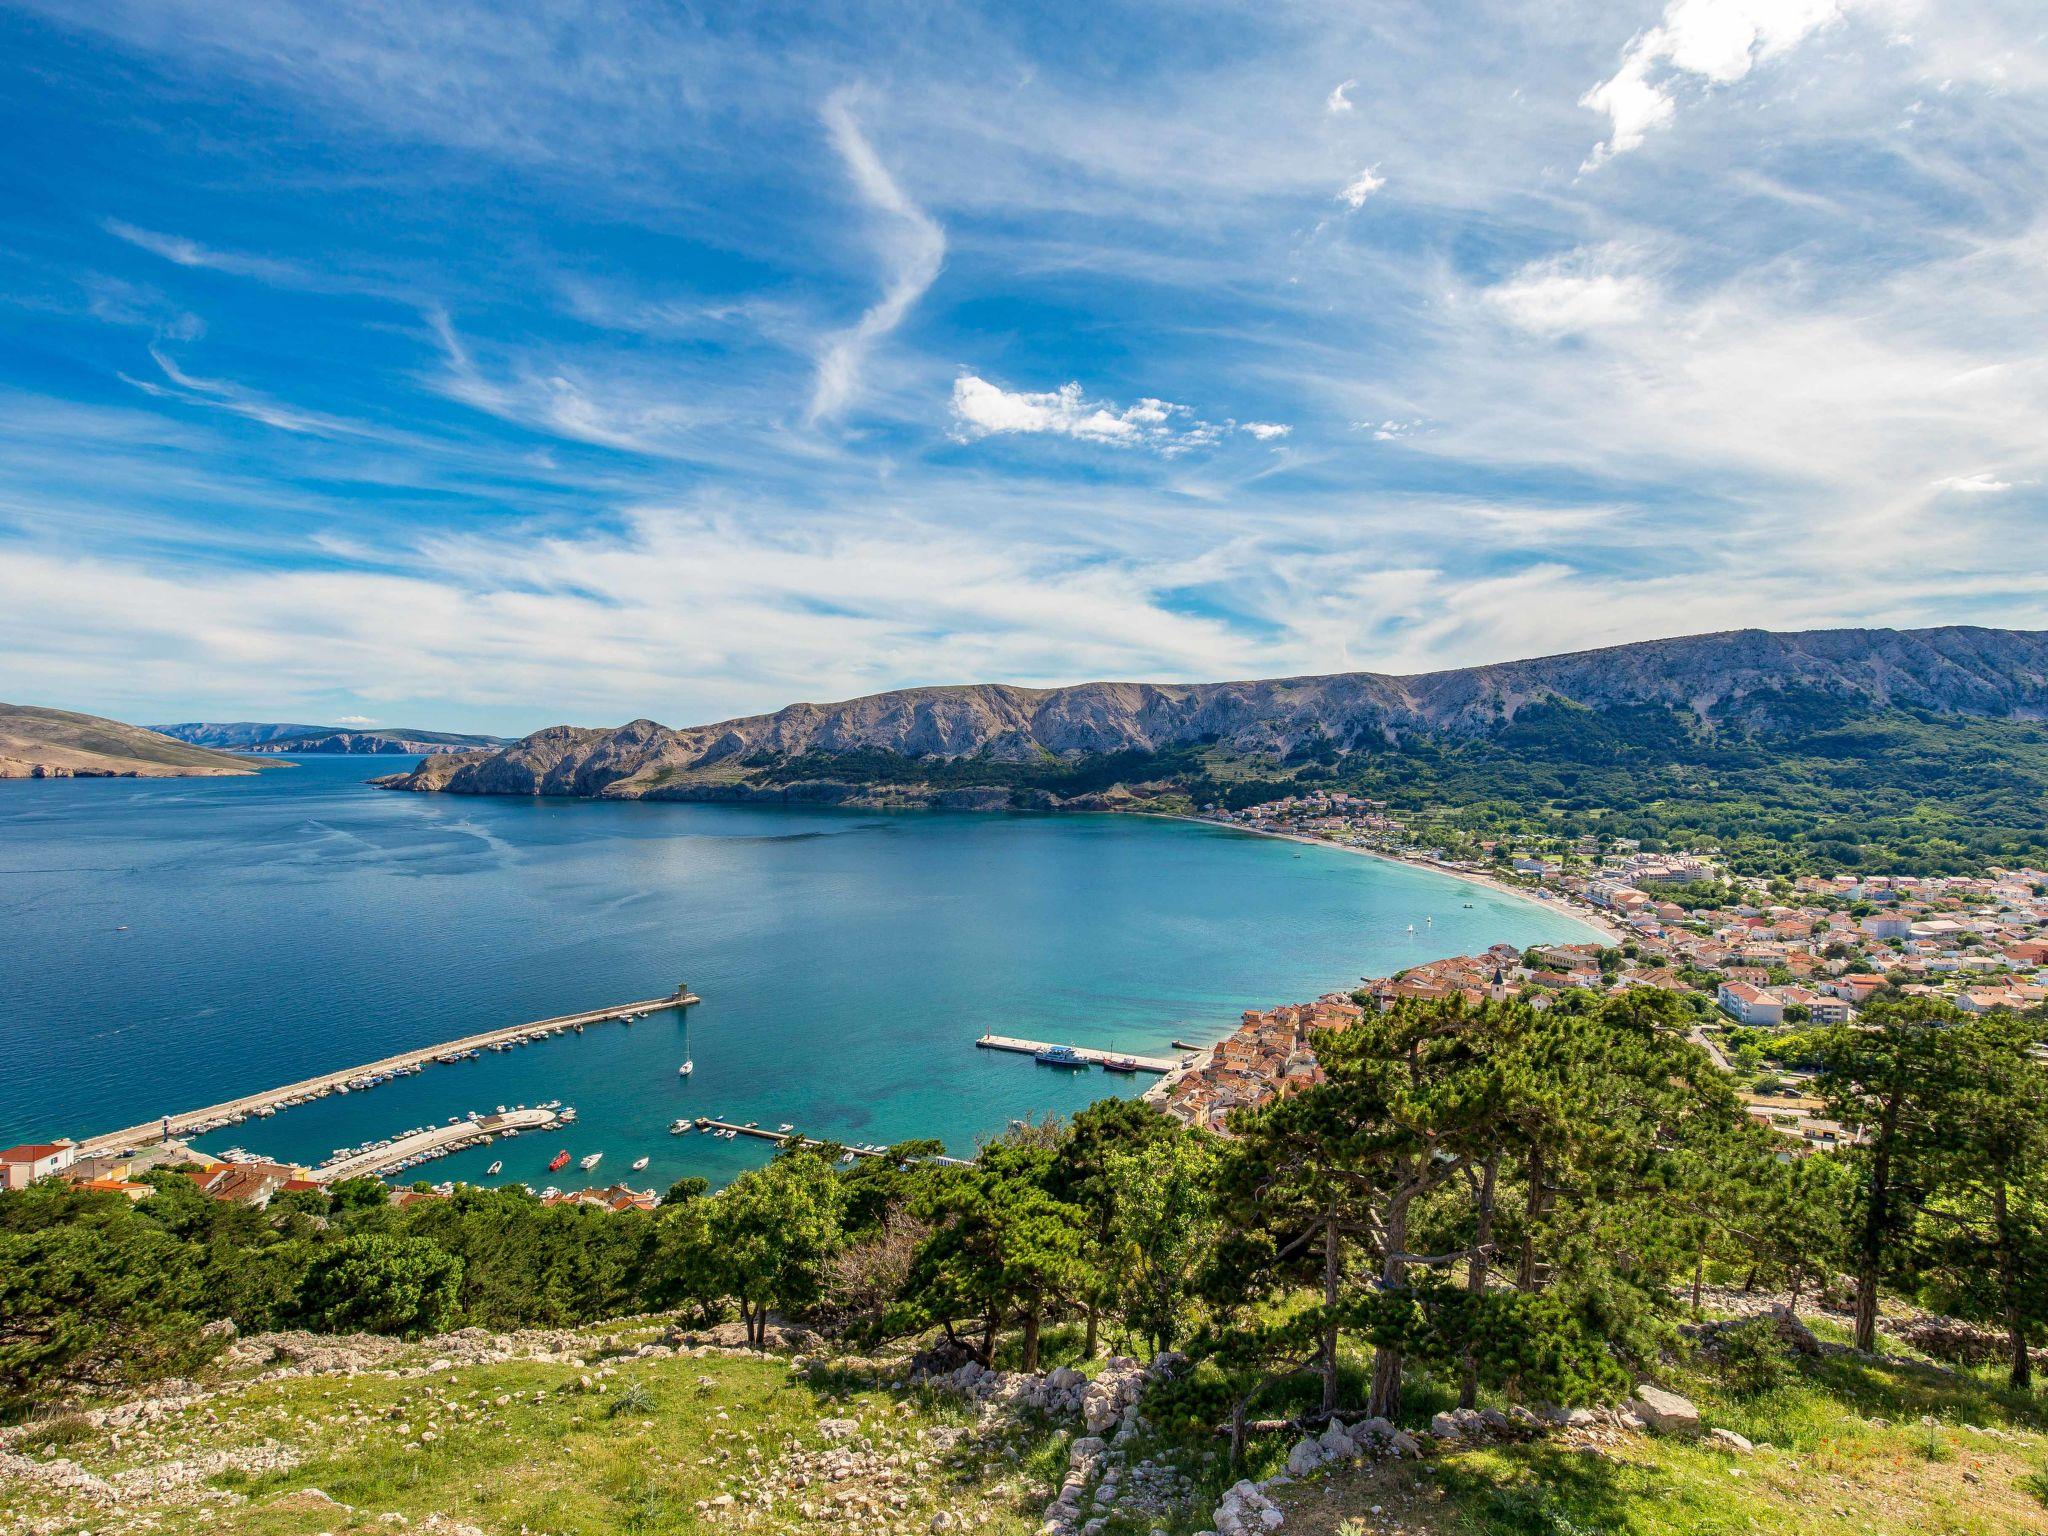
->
[72,986,699,1158]
[313,1104,563,1182]
[974,1034,1182,1073]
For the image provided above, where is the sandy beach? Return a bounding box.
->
[1146,813,1625,946]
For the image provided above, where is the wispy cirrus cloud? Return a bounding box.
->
[807,91,946,424]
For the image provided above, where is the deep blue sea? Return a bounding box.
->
[0,756,1598,1185]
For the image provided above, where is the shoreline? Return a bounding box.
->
[1140,812,1624,946]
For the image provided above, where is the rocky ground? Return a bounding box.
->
[6,1300,2047,1536]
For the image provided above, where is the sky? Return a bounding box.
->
[1,0,2046,736]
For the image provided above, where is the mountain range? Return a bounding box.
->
[157,722,508,756]
[375,626,2048,803]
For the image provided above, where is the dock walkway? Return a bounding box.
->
[689,1118,972,1167]
[316,1106,559,1183]
[974,1034,1181,1074]
[75,988,699,1157]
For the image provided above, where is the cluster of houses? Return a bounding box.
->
[1168,797,2048,1147]
[0,1136,656,1211]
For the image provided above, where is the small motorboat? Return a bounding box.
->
[486,1160,503,1176]
[580,1152,603,1171]
[631,1156,650,1171]
[548,1149,570,1172]
[777,1123,794,1134]
[670,1118,692,1135]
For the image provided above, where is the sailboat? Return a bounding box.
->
[678,1012,694,1077]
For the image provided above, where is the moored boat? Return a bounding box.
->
[1035,1044,1088,1068]
[486,1160,502,1175]
[547,1149,570,1172]
[580,1151,603,1170]
[1099,1056,1140,1073]
[631,1156,649,1171]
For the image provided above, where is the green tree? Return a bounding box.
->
[705,1151,844,1345]
[1816,998,1970,1351]
[1048,1098,1173,1357]
[900,1144,1086,1370]
[1918,1015,2048,1387]
[1106,1131,1220,1353]
[297,1233,463,1336]
[0,1200,212,1410]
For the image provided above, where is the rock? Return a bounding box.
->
[1627,1384,1701,1435]
[1284,1437,1325,1476]
[1317,1422,1356,1460]
[1429,1412,1462,1438]
[1387,1430,1422,1458]
[817,1418,862,1441]
[1709,1428,1754,1452]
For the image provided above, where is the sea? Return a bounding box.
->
[0,755,1600,1187]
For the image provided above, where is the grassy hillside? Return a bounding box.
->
[0,704,261,779]
[6,1312,2044,1536]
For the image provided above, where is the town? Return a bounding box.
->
[1159,792,2048,1145]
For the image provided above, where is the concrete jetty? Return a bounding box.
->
[974,1034,1181,1073]
[73,986,700,1157]
[315,1105,560,1183]
[689,1118,972,1167]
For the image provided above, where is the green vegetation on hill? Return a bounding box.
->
[748,698,2048,876]
[6,992,2046,1535]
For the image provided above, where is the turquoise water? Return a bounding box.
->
[0,757,1598,1186]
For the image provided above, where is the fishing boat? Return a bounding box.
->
[486,1160,503,1176]
[631,1156,650,1171]
[547,1149,570,1172]
[1099,1056,1140,1074]
[777,1123,794,1134]
[580,1152,603,1171]
[1035,1044,1088,1069]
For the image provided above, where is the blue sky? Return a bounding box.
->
[1,0,2045,735]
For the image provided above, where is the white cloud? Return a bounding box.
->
[335,713,376,724]
[808,92,947,423]
[1581,0,1850,167]
[951,377,1284,453]
[1326,79,1356,113]
[1337,166,1385,208]
[1931,472,2012,493]
[1484,255,1654,335]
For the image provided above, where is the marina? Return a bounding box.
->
[974,1034,1181,1073]
[72,986,700,1158]
[314,1105,562,1183]
[687,1117,971,1166]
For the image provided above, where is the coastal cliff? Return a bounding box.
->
[374,625,2048,809]
[0,703,261,779]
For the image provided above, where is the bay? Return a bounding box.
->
[0,756,1599,1186]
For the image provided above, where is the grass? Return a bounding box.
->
[0,1323,1068,1536]
[9,1315,2048,1536]
[1273,1340,2048,1536]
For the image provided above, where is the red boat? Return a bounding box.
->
[547,1149,570,1172]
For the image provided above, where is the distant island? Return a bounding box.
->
[0,703,262,779]
[156,721,509,756]
[374,625,2048,875]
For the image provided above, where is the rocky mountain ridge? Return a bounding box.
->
[373,626,2048,806]
[159,722,506,755]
